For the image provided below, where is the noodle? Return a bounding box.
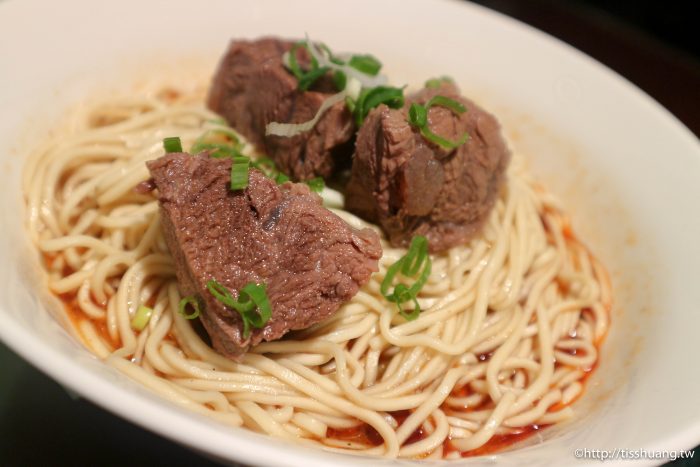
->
[24,84,611,459]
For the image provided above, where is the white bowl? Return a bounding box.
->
[1,0,699,466]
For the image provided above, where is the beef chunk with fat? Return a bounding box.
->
[345,82,510,253]
[147,153,381,359]
[207,37,354,181]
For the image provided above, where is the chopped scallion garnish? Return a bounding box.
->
[230,156,251,190]
[206,279,272,338]
[332,70,347,91]
[163,137,183,153]
[131,305,153,331]
[305,177,325,192]
[380,236,432,321]
[424,76,454,89]
[191,127,291,189]
[247,157,290,185]
[192,142,243,159]
[191,127,244,159]
[288,42,329,91]
[319,43,344,65]
[408,102,428,128]
[250,157,276,174]
[276,38,393,136]
[288,43,305,80]
[206,117,228,125]
[304,37,388,89]
[419,125,469,150]
[353,86,405,126]
[239,282,273,334]
[426,95,466,114]
[407,95,469,150]
[298,66,330,91]
[178,296,201,320]
[348,54,382,76]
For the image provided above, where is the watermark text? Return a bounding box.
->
[574,448,695,462]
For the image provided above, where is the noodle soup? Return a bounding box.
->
[24,84,610,459]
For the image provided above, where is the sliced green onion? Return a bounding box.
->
[420,127,469,150]
[305,177,325,192]
[407,95,469,150]
[178,296,201,320]
[306,43,320,69]
[131,305,153,331]
[250,157,277,176]
[345,76,362,101]
[345,96,356,114]
[244,157,290,185]
[348,54,382,76]
[287,42,329,91]
[332,70,347,91]
[354,86,405,126]
[206,279,272,338]
[288,43,304,79]
[320,43,344,65]
[206,279,238,308]
[192,142,243,159]
[298,66,330,91]
[250,157,275,169]
[387,284,422,321]
[163,137,183,153]
[281,38,392,130]
[408,103,428,128]
[408,254,432,297]
[304,37,388,89]
[380,258,404,298]
[400,235,429,276]
[380,236,432,321]
[361,86,404,113]
[191,127,244,159]
[426,95,466,114]
[230,156,251,190]
[238,283,272,334]
[195,128,240,146]
[425,76,454,89]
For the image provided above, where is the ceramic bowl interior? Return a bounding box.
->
[1,1,699,466]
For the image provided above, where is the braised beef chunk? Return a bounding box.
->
[207,38,354,181]
[345,82,510,253]
[147,153,381,359]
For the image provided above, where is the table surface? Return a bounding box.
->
[2,1,699,466]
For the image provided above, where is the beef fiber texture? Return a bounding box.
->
[147,153,382,359]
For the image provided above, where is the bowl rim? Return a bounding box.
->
[1,0,700,466]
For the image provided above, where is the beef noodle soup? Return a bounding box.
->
[23,37,610,459]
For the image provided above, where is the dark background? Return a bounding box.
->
[2,1,699,466]
[473,0,700,137]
